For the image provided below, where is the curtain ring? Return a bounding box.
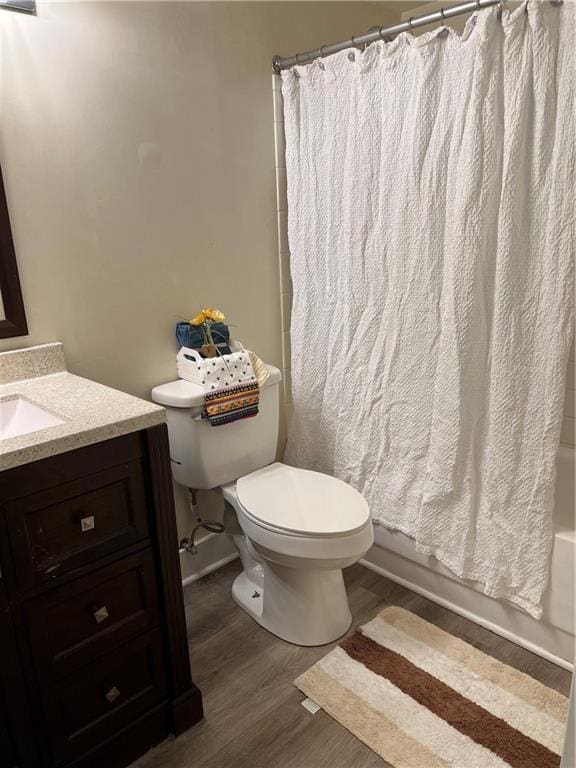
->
[364,26,379,52]
[440,7,445,25]
[319,45,327,58]
[379,26,393,43]
[408,16,415,31]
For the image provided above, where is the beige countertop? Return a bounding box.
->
[0,343,165,471]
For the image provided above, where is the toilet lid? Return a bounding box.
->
[236,463,370,537]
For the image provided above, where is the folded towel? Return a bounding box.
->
[202,350,259,426]
[175,321,231,355]
[248,350,270,388]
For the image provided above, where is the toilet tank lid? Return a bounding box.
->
[151,364,282,408]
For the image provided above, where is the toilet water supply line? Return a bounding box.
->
[179,488,225,555]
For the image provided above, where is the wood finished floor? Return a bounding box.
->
[133,560,572,768]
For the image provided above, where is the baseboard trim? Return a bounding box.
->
[359,558,574,672]
[181,552,239,587]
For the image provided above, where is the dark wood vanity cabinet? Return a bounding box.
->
[0,578,29,768]
[0,425,202,768]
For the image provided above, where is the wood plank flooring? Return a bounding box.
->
[132,560,572,768]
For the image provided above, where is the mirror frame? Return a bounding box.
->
[0,166,28,339]
[0,0,35,13]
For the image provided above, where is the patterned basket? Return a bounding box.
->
[176,340,245,385]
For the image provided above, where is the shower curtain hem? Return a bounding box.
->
[372,518,544,619]
[413,541,544,619]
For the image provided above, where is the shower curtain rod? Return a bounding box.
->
[272,0,503,71]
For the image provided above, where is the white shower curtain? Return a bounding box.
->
[282,0,574,618]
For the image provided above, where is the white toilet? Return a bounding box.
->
[151,365,373,646]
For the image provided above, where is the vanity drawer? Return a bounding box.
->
[26,549,159,684]
[42,628,167,765]
[4,461,150,591]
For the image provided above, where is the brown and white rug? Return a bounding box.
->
[295,607,569,768]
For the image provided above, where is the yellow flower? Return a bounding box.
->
[204,307,225,323]
[190,310,207,326]
[189,307,225,326]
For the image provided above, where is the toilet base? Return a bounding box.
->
[232,560,352,646]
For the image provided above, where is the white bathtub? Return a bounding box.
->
[362,443,575,669]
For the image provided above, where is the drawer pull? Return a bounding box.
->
[93,605,110,624]
[105,686,121,704]
[80,516,95,532]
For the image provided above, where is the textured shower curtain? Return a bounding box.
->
[282,0,575,618]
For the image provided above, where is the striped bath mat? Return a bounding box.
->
[295,607,569,768]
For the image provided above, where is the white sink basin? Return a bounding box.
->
[0,395,66,439]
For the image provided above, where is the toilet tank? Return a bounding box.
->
[151,366,282,490]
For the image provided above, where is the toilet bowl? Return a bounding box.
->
[222,462,373,645]
[151,365,373,646]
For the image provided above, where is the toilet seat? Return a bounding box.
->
[236,462,369,538]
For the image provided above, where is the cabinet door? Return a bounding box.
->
[26,548,159,683]
[4,461,150,591]
[0,700,17,768]
[0,580,37,768]
[42,629,167,764]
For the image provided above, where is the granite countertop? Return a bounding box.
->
[0,343,165,471]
